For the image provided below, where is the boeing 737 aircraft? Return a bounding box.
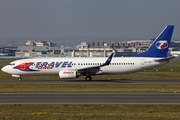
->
[1,25,175,81]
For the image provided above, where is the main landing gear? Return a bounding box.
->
[18,77,22,81]
[85,75,92,81]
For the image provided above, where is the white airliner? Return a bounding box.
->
[1,25,175,81]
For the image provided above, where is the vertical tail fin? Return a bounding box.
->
[134,25,174,58]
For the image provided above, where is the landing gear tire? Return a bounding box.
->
[85,75,92,81]
[18,77,22,81]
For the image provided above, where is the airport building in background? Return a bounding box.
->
[1,39,180,57]
[15,40,146,57]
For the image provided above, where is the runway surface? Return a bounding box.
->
[1,79,180,84]
[0,93,180,104]
[1,80,180,104]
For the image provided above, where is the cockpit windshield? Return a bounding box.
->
[9,63,15,66]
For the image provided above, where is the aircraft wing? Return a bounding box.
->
[155,56,175,62]
[76,53,114,75]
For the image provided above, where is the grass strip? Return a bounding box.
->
[0,84,179,93]
[0,104,180,120]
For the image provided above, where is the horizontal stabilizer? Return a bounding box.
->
[155,56,175,62]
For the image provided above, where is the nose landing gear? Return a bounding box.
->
[12,75,22,81]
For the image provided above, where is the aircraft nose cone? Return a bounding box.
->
[1,66,5,72]
[1,66,8,73]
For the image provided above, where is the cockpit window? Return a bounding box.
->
[9,63,15,66]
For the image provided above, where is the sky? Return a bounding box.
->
[0,0,180,46]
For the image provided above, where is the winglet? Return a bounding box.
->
[103,53,114,66]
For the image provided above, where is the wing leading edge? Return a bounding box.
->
[77,53,114,74]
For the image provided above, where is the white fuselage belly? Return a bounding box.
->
[7,57,167,76]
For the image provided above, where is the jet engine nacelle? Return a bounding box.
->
[59,70,79,79]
